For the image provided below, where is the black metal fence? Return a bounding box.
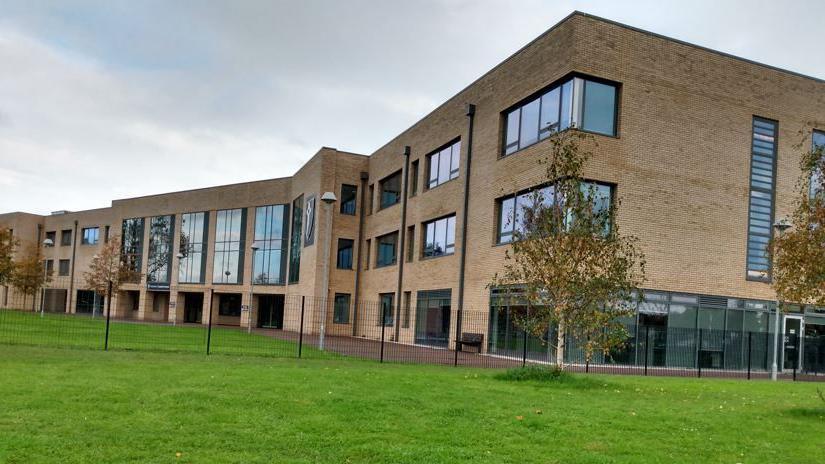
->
[0,279,823,381]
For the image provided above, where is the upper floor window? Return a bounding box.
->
[45,231,56,246]
[121,218,145,278]
[503,76,617,156]
[337,238,354,270]
[746,117,778,281]
[811,130,824,199]
[379,171,402,209]
[214,208,246,284]
[60,230,72,246]
[376,232,398,267]
[423,215,456,258]
[81,227,99,245]
[496,181,612,244]
[253,205,288,284]
[340,184,357,215]
[147,215,174,285]
[58,259,70,276]
[288,196,303,284]
[409,160,419,197]
[427,140,460,189]
[179,212,208,284]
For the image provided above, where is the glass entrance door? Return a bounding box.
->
[782,316,803,371]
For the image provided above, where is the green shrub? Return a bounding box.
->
[495,365,571,382]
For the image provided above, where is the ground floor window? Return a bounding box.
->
[415,289,451,347]
[218,294,242,317]
[75,290,104,315]
[333,293,350,324]
[379,293,394,326]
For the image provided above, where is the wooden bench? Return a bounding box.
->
[456,333,484,353]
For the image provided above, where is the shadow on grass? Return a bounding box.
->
[494,365,613,389]
[787,407,825,420]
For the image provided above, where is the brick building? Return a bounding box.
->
[2,12,824,370]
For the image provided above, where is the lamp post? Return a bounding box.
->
[40,238,54,317]
[174,252,184,326]
[248,245,259,334]
[771,218,791,381]
[318,191,337,351]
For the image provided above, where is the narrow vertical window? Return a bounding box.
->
[336,238,354,269]
[179,212,208,284]
[148,215,174,286]
[409,160,419,197]
[340,185,357,215]
[746,117,778,281]
[121,218,144,280]
[288,196,303,283]
[253,205,288,284]
[213,209,246,284]
[810,131,824,199]
[333,293,350,324]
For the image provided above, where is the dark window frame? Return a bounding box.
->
[379,292,395,327]
[375,231,399,268]
[425,139,461,190]
[213,208,247,285]
[340,184,357,215]
[252,205,289,285]
[60,229,72,247]
[58,259,70,276]
[378,171,402,210]
[333,293,351,324]
[179,211,209,284]
[81,227,99,245]
[336,238,354,270]
[745,116,779,283]
[422,214,456,259]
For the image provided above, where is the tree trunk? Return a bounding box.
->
[556,320,566,369]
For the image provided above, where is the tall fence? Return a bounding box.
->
[0,279,823,381]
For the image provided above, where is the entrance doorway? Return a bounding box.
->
[183,292,204,323]
[415,290,451,348]
[782,315,803,371]
[639,313,668,367]
[257,294,285,329]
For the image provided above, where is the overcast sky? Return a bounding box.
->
[1,0,823,215]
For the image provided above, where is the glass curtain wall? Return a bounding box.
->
[253,205,288,285]
[213,209,246,284]
[179,212,208,284]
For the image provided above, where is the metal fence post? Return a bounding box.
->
[747,331,752,380]
[644,326,649,376]
[206,289,213,355]
[104,280,112,351]
[793,334,799,381]
[379,304,386,363]
[298,296,305,358]
[522,329,528,368]
[698,329,703,378]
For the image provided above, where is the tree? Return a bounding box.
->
[0,229,18,287]
[10,245,50,310]
[84,235,139,299]
[772,136,825,306]
[491,130,646,368]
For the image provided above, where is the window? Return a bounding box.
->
[379,293,394,326]
[179,212,208,284]
[218,294,242,317]
[496,182,612,244]
[76,290,104,315]
[45,231,56,246]
[253,205,289,284]
[60,230,72,247]
[213,209,246,284]
[427,140,461,189]
[368,184,375,215]
[58,259,70,276]
[811,131,825,199]
[423,215,456,257]
[746,117,778,281]
[81,227,99,245]
[376,232,398,267]
[121,218,144,279]
[406,225,415,262]
[148,215,174,285]
[104,225,110,243]
[336,238,354,270]
[333,293,350,324]
[503,76,617,156]
[288,196,303,283]
[340,184,357,215]
[44,259,54,276]
[379,171,402,209]
[402,291,411,328]
[410,160,419,197]
[415,289,452,347]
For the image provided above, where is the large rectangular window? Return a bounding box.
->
[427,140,460,189]
[121,218,144,279]
[147,215,174,286]
[253,205,288,285]
[423,215,456,258]
[288,196,303,283]
[503,76,617,156]
[337,238,354,270]
[379,293,394,326]
[340,184,357,215]
[811,131,824,199]
[376,232,398,267]
[379,171,402,209]
[496,182,612,244]
[746,117,778,281]
[60,230,72,247]
[179,212,208,284]
[81,227,99,245]
[333,293,350,324]
[213,209,246,284]
[415,289,452,347]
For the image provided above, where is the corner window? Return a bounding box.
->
[81,227,99,245]
[503,76,617,156]
[427,140,460,189]
[333,293,350,324]
[423,215,456,258]
[376,232,398,267]
[379,171,402,209]
[336,238,354,270]
[340,184,357,215]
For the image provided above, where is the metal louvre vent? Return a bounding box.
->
[698,295,728,309]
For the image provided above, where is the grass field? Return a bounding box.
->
[0,310,323,358]
[0,345,823,463]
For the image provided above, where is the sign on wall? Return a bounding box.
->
[303,195,316,247]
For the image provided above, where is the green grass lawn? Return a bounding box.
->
[0,310,323,358]
[0,345,822,463]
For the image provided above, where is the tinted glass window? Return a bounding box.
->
[380,172,402,209]
[582,80,617,136]
[746,118,778,281]
[340,184,357,215]
[427,140,460,189]
[179,212,207,283]
[376,232,398,267]
[213,209,246,284]
[333,293,350,324]
[423,216,456,257]
[148,215,174,284]
[253,205,288,284]
[337,238,354,269]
